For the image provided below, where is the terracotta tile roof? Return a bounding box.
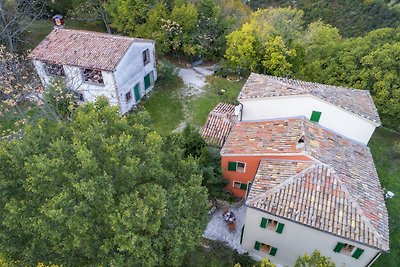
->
[220,118,305,155]
[239,73,381,124]
[247,160,313,201]
[28,29,154,71]
[201,103,237,147]
[244,119,389,251]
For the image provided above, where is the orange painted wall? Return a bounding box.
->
[221,155,311,198]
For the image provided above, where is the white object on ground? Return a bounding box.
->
[385,191,395,199]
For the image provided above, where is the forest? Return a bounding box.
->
[0,0,399,266]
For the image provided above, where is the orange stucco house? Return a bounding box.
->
[220,119,311,198]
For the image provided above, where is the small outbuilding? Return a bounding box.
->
[29,29,157,114]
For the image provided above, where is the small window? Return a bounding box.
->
[142,49,150,65]
[237,162,246,172]
[83,68,104,84]
[310,111,322,122]
[227,161,246,172]
[45,63,65,77]
[233,181,247,190]
[267,220,278,231]
[126,91,132,102]
[334,242,363,258]
[260,217,285,233]
[254,241,277,256]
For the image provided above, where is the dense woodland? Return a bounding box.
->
[0,0,399,266]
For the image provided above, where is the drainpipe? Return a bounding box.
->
[239,103,243,121]
[366,252,381,267]
[110,72,122,114]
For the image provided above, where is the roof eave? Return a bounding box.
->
[245,205,389,252]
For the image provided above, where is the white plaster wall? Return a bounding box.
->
[33,60,50,86]
[33,60,119,107]
[242,207,380,267]
[64,65,119,106]
[240,96,377,144]
[114,42,157,114]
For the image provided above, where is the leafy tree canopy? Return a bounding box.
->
[105,0,248,59]
[225,8,303,75]
[225,8,400,130]
[0,99,209,266]
[295,250,336,267]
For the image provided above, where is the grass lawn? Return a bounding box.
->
[21,19,106,50]
[187,76,245,127]
[141,77,185,134]
[369,128,400,266]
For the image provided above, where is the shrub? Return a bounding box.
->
[156,60,179,85]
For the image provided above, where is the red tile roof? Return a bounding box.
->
[201,103,237,147]
[239,73,381,124]
[242,118,389,251]
[221,118,305,155]
[28,29,154,71]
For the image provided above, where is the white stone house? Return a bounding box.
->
[237,73,381,144]
[29,29,157,114]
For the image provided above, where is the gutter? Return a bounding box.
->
[366,252,381,267]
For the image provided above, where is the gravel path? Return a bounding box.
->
[174,66,214,132]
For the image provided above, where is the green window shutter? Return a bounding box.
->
[269,247,277,256]
[144,74,151,90]
[260,217,268,228]
[240,183,247,190]
[276,223,285,233]
[352,248,364,259]
[333,242,345,253]
[254,241,260,250]
[134,84,140,102]
[310,111,322,122]
[228,162,237,171]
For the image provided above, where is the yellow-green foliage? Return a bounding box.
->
[225,8,303,75]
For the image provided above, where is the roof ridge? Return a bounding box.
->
[240,73,381,124]
[247,161,388,250]
[247,163,320,206]
[332,170,388,249]
[58,29,154,43]
[266,73,369,94]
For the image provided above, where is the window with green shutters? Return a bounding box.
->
[233,181,247,190]
[352,248,364,259]
[260,217,285,233]
[334,242,363,259]
[310,111,322,122]
[254,241,277,256]
[227,161,246,172]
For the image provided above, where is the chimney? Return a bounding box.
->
[52,14,65,29]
